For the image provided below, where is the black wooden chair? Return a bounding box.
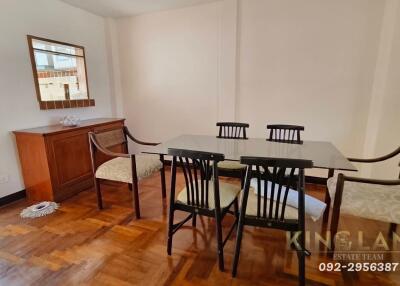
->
[216,122,249,187]
[232,156,313,286]
[266,124,305,179]
[267,124,304,144]
[167,148,240,271]
[88,126,167,219]
[325,146,400,254]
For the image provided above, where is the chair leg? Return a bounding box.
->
[167,205,175,255]
[94,178,103,209]
[232,218,245,277]
[240,169,245,189]
[160,155,167,199]
[329,202,341,257]
[323,189,331,224]
[297,223,306,286]
[297,246,306,286]
[215,211,225,271]
[233,198,239,219]
[131,181,141,219]
[298,255,306,286]
[192,213,197,227]
[324,168,334,224]
[329,173,345,257]
[390,223,397,235]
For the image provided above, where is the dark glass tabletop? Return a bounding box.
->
[143,134,356,171]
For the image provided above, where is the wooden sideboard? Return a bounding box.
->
[14,118,126,202]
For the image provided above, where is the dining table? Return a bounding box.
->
[142,134,357,172]
[142,134,357,224]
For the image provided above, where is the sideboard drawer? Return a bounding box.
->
[93,121,124,132]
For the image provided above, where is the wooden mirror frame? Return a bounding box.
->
[27,35,95,110]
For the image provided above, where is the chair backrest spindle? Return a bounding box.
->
[266,124,304,144]
[217,122,249,139]
[240,157,313,222]
[169,148,224,209]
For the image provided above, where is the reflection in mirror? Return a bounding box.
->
[27,35,94,109]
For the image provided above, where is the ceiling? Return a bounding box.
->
[60,0,219,18]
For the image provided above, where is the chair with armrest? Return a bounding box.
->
[216,122,250,187]
[325,146,400,253]
[88,126,166,219]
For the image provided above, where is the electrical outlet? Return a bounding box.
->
[0,174,9,184]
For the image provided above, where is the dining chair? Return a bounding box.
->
[266,124,305,179]
[232,156,313,286]
[326,146,400,254]
[267,124,304,144]
[167,148,240,271]
[88,126,167,219]
[216,122,250,187]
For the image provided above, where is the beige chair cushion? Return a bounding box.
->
[217,160,247,170]
[250,179,326,221]
[259,167,298,176]
[95,154,162,184]
[176,181,241,210]
[327,175,400,224]
[242,189,298,219]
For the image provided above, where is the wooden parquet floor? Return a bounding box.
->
[0,170,399,285]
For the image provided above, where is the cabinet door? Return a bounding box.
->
[46,128,93,200]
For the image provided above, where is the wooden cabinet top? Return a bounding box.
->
[13,118,125,136]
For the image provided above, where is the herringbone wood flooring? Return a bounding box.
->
[0,170,399,285]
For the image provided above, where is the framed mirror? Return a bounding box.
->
[27,35,95,110]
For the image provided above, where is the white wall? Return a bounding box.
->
[0,0,115,197]
[117,2,222,146]
[237,0,383,156]
[114,0,396,178]
[370,0,400,179]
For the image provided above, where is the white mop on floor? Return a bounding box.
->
[20,201,59,218]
